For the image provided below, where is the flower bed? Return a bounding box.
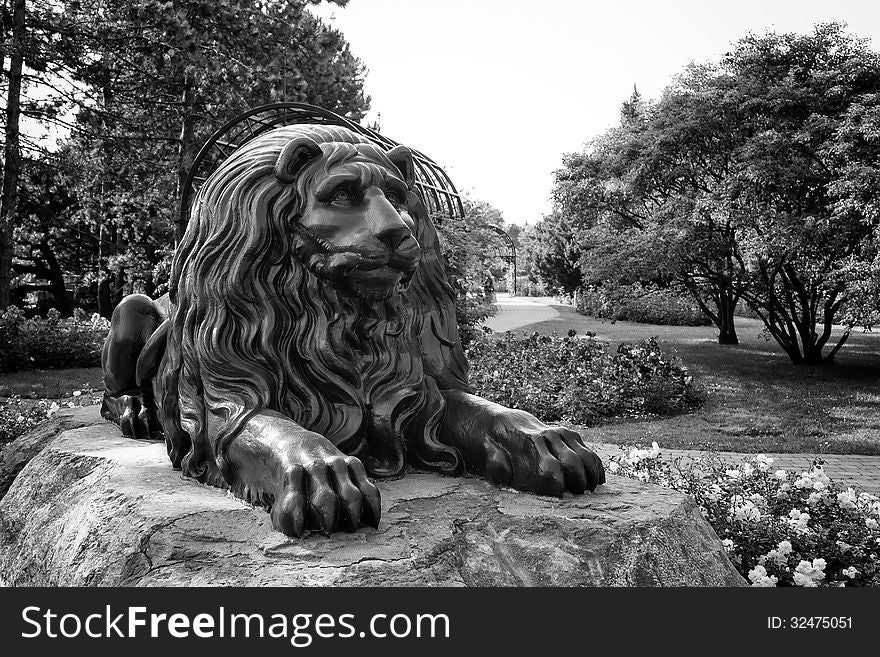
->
[609,445,880,586]
[466,331,702,425]
[0,306,110,373]
[0,389,101,444]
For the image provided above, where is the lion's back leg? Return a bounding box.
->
[101,293,167,439]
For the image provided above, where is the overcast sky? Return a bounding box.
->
[313,0,880,226]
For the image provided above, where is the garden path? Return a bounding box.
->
[484,293,559,332]
[586,444,880,494]
[489,294,880,494]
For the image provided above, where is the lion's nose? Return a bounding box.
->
[375,223,411,251]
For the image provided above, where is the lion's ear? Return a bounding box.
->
[386,145,415,189]
[275,136,323,183]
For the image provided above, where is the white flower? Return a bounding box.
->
[649,441,661,458]
[731,500,762,522]
[725,469,742,480]
[15,414,26,423]
[787,509,811,532]
[793,558,826,586]
[842,566,858,579]
[774,469,788,480]
[46,401,60,418]
[755,454,774,471]
[809,466,830,488]
[72,390,82,397]
[748,565,778,587]
[837,488,858,511]
[608,461,620,473]
[807,491,823,506]
[794,474,813,489]
[793,572,817,587]
[749,493,767,507]
[66,402,75,408]
[866,518,878,530]
[721,538,735,551]
[763,540,793,566]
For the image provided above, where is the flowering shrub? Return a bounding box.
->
[0,306,110,373]
[575,283,710,326]
[608,446,880,586]
[466,331,702,425]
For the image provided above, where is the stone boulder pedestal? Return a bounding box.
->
[0,409,745,586]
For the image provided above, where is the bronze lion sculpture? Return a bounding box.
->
[101,124,605,537]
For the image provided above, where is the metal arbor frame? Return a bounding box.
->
[178,102,466,240]
[490,225,517,296]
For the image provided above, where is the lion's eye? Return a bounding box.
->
[330,188,355,206]
[385,190,401,206]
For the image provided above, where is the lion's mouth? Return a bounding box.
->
[307,252,416,297]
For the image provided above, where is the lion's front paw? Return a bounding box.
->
[270,455,382,538]
[101,393,161,440]
[480,413,605,496]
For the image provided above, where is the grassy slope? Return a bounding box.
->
[520,305,880,455]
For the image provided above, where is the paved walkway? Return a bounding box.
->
[484,293,560,332]
[486,294,880,495]
[586,444,880,494]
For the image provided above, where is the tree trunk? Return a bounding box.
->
[0,0,26,309]
[98,276,112,318]
[174,69,197,243]
[716,291,739,345]
[36,242,74,315]
[682,279,739,345]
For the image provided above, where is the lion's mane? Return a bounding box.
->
[157,125,466,487]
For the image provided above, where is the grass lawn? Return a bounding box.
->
[520,304,880,456]
[0,367,104,398]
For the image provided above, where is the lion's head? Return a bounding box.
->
[158,125,466,486]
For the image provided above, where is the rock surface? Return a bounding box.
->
[0,409,745,586]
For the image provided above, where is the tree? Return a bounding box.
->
[0,0,25,309]
[2,0,369,312]
[435,194,507,342]
[554,66,749,343]
[554,23,880,361]
[522,211,586,297]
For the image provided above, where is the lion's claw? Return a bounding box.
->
[270,455,381,538]
[480,418,605,496]
[104,393,161,440]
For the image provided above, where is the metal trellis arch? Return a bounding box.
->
[178,103,465,241]
[489,225,517,296]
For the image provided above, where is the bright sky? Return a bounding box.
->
[314,0,880,226]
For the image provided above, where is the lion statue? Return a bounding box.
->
[101,124,605,537]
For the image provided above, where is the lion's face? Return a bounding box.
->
[278,136,422,300]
